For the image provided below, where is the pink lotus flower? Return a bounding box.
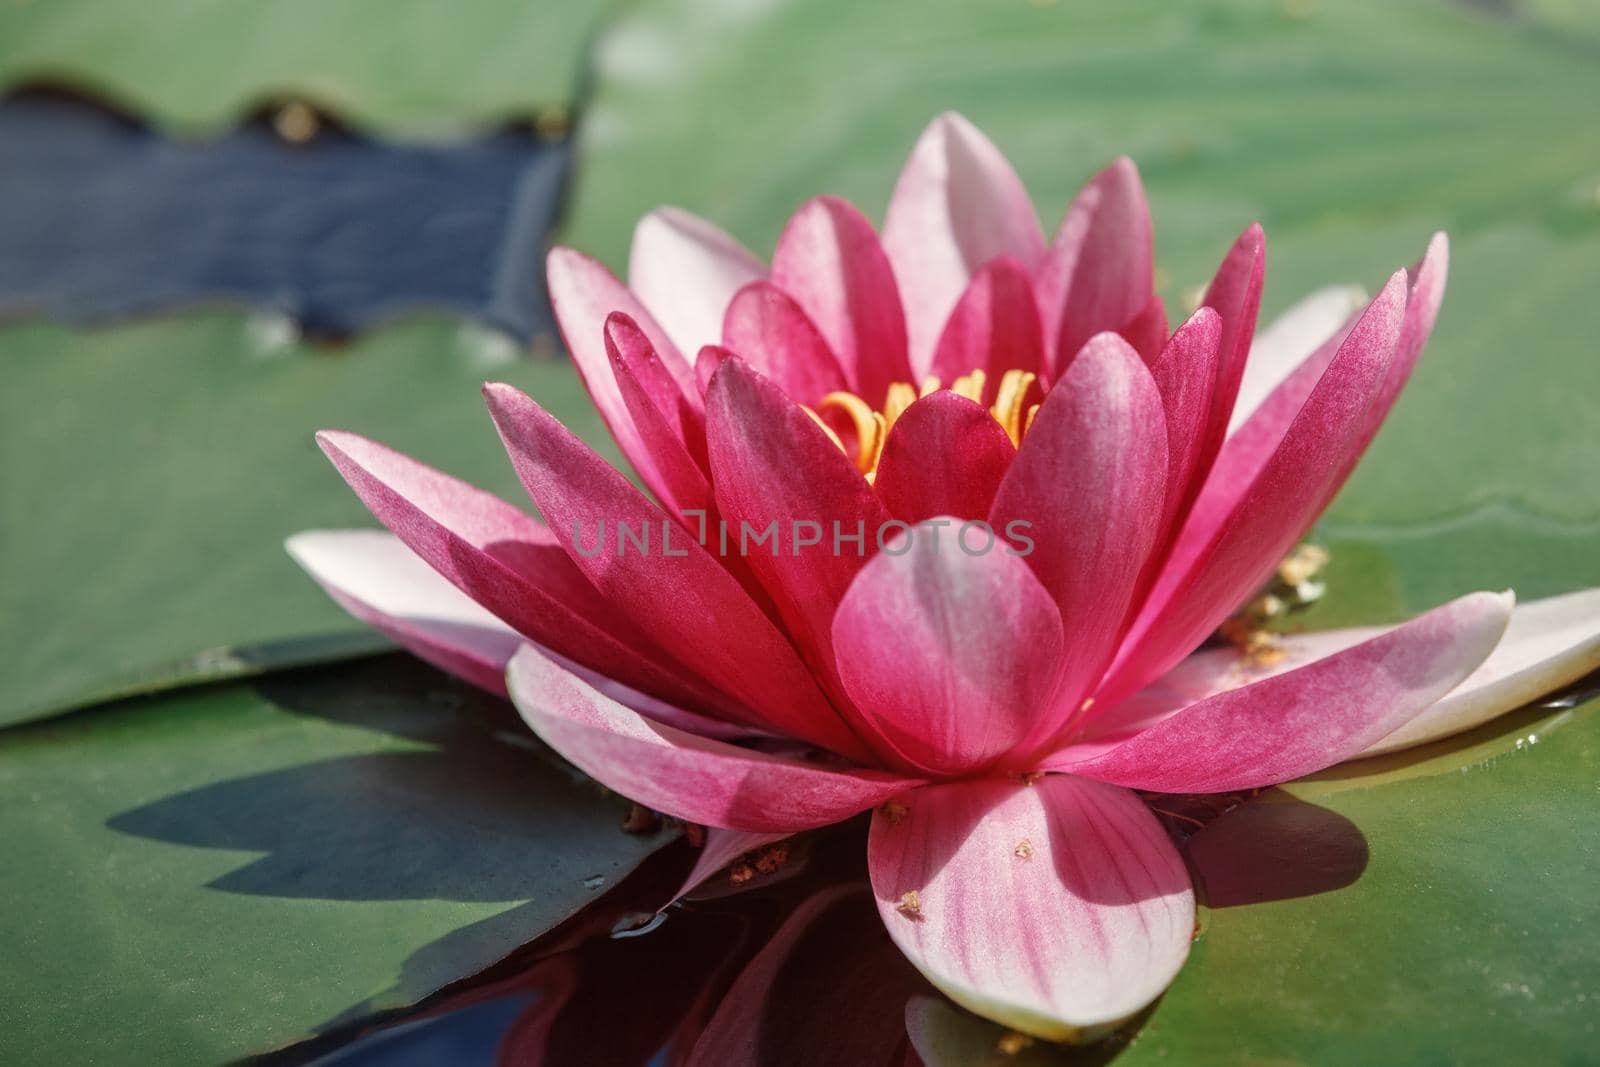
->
[290,113,1600,1041]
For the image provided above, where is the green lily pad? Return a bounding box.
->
[0,0,610,137]
[564,0,1600,623]
[0,313,615,727]
[0,654,675,1064]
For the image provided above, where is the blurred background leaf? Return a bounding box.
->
[0,313,613,726]
[0,0,612,138]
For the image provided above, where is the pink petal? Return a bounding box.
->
[607,315,714,515]
[988,333,1169,731]
[704,357,891,693]
[721,280,850,403]
[868,776,1193,1041]
[285,528,748,739]
[1099,269,1411,705]
[927,255,1044,383]
[313,429,708,708]
[507,646,917,832]
[548,247,700,494]
[873,392,1016,524]
[1035,158,1154,376]
[628,206,765,356]
[769,195,911,403]
[1053,591,1512,792]
[484,382,866,758]
[832,522,1064,774]
[1228,284,1368,435]
[882,113,1045,379]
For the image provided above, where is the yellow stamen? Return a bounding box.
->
[950,368,987,403]
[989,370,1038,447]
[883,381,918,427]
[816,390,881,473]
[805,366,1042,478]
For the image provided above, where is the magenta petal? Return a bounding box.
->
[989,333,1169,726]
[484,382,865,758]
[832,523,1064,774]
[1119,292,1170,365]
[313,430,707,708]
[721,280,850,403]
[507,646,917,832]
[705,357,891,689]
[1101,270,1411,704]
[1147,307,1224,539]
[769,195,912,403]
[607,316,714,514]
[868,777,1193,1041]
[1055,591,1512,792]
[1035,157,1154,375]
[629,207,765,357]
[927,255,1044,383]
[873,392,1016,524]
[882,113,1045,378]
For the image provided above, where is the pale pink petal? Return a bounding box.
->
[769,195,911,403]
[1035,158,1154,375]
[721,281,850,403]
[873,392,1016,524]
[1228,284,1368,434]
[869,777,1193,1042]
[286,528,748,738]
[989,333,1168,730]
[832,523,1064,775]
[548,247,700,493]
[484,382,868,759]
[1052,591,1512,792]
[882,113,1045,378]
[629,206,765,356]
[1364,586,1600,756]
[1099,270,1410,704]
[507,646,918,833]
[704,357,891,695]
[926,255,1044,384]
[287,528,522,695]
[313,429,709,709]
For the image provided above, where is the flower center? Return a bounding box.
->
[806,368,1040,481]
